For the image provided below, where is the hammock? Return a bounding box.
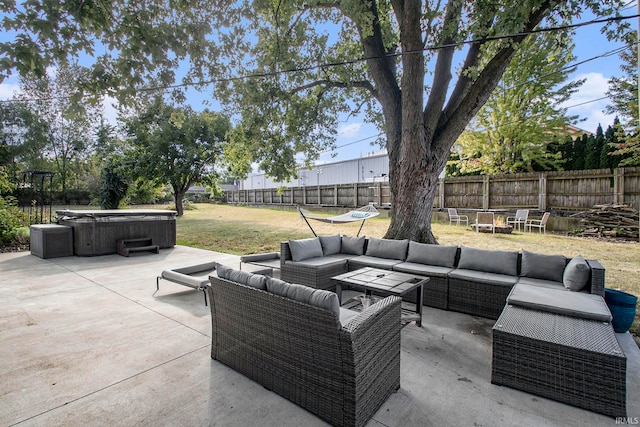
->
[297,204,380,237]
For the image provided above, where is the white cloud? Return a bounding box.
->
[101,96,119,125]
[0,82,19,100]
[563,72,616,133]
[337,122,362,137]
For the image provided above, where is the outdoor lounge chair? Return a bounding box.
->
[157,261,220,305]
[447,208,469,226]
[525,212,551,234]
[506,209,529,232]
[474,212,495,233]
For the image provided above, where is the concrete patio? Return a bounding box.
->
[1,245,638,427]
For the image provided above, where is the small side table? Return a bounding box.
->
[30,224,73,259]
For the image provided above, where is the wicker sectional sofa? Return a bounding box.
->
[207,264,402,427]
[280,234,628,417]
[280,235,606,319]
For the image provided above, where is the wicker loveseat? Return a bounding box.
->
[207,264,402,427]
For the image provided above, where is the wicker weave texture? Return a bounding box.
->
[448,278,513,320]
[208,277,402,427]
[492,305,627,418]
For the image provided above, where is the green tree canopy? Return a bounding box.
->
[2,0,627,241]
[451,30,582,175]
[125,99,230,216]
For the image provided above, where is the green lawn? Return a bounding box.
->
[175,203,640,338]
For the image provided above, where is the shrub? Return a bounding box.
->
[0,196,29,244]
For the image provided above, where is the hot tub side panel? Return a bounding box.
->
[60,217,176,256]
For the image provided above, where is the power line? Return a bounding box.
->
[1,13,635,106]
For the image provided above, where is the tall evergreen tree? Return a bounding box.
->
[585,125,603,169]
[573,134,588,170]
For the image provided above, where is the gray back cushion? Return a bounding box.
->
[563,255,590,291]
[341,235,366,255]
[288,237,323,261]
[457,247,518,276]
[406,241,457,268]
[266,277,340,318]
[216,264,267,290]
[365,237,409,260]
[319,234,341,255]
[520,250,566,283]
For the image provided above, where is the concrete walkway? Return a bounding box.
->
[1,246,638,426]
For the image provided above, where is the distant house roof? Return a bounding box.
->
[218,184,238,192]
[566,125,593,139]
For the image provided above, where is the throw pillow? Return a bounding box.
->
[520,250,566,283]
[319,234,341,256]
[288,237,323,262]
[563,255,590,291]
[341,235,366,255]
[365,237,409,260]
[406,241,457,268]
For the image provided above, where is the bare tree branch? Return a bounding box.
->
[423,0,463,136]
[290,79,377,97]
[436,0,554,150]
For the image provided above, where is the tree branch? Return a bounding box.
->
[436,0,554,149]
[423,0,463,135]
[290,79,377,97]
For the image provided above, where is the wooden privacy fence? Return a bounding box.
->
[225,167,640,211]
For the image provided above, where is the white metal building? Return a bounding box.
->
[241,151,390,190]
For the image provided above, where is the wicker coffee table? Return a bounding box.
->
[332,267,427,327]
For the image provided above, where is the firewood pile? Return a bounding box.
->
[570,204,639,239]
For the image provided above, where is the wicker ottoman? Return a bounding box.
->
[492,305,627,417]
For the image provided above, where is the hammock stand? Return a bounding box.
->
[297,204,380,237]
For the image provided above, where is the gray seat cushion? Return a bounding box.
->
[507,283,611,322]
[520,250,566,282]
[457,247,518,276]
[365,237,409,261]
[563,255,591,291]
[348,255,403,270]
[393,262,453,277]
[516,276,564,290]
[341,235,366,255]
[284,257,348,268]
[405,241,457,268]
[162,269,213,289]
[289,237,324,261]
[319,234,341,255]
[449,269,518,286]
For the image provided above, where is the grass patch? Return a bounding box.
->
[166,203,639,336]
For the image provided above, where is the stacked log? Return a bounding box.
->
[570,204,639,239]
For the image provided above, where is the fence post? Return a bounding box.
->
[438,178,445,208]
[613,168,625,205]
[354,183,358,207]
[483,176,490,210]
[334,184,338,206]
[538,173,547,211]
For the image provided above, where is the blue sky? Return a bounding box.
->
[0,7,637,165]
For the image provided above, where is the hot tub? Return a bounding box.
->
[56,209,177,256]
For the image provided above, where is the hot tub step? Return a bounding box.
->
[117,238,160,257]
